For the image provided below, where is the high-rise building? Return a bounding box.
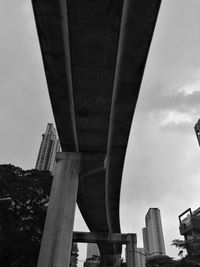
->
[86,243,100,259]
[143,208,166,258]
[179,207,200,256]
[142,227,149,257]
[135,248,146,267]
[35,123,60,174]
[84,257,100,267]
[84,244,100,267]
[194,119,200,146]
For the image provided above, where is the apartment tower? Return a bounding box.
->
[135,248,146,267]
[35,123,60,174]
[143,208,166,257]
[86,243,100,259]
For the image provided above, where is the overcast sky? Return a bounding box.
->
[1,0,200,264]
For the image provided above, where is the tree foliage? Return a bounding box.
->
[146,255,175,267]
[70,243,79,267]
[0,164,52,267]
[172,238,200,266]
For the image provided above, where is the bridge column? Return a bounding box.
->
[113,254,121,267]
[126,234,137,267]
[37,152,81,267]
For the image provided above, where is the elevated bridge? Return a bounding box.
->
[31,0,161,266]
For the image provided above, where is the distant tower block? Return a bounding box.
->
[143,208,166,257]
[86,243,100,259]
[194,119,200,146]
[135,248,145,267]
[142,227,149,256]
[35,123,60,174]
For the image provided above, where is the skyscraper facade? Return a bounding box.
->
[86,243,100,259]
[135,248,146,267]
[179,207,200,256]
[143,208,166,258]
[35,123,60,174]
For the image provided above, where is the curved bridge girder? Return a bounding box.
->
[31,0,161,261]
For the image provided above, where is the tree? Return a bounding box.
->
[0,164,53,267]
[172,238,200,266]
[146,255,175,267]
[70,243,79,267]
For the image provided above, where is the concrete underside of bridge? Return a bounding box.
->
[32,0,161,265]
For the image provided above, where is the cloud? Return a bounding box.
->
[146,0,200,82]
[135,0,200,137]
[140,79,200,113]
[135,71,200,134]
[160,111,192,126]
[122,108,199,201]
[0,0,53,168]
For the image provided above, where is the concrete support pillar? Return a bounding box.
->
[37,152,81,267]
[126,234,137,267]
[113,254,121,267]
